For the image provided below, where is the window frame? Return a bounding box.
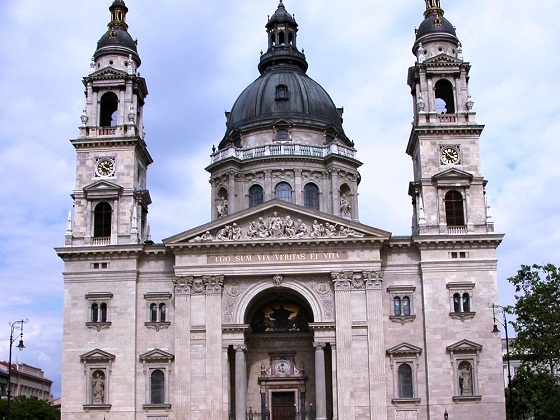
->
[303,183,320,210]
[275,182,293,202]
[447,282,475,321]
[85,292,113,331]
[388,285,416,324]
[144,292,172,331]
[249,184,264,207]
[139,349,175,410]
[386,343,422,405]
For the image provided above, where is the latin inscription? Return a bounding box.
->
[208,251,348,264]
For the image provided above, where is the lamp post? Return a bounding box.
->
[490,304,514,420]
[6,319,28,420]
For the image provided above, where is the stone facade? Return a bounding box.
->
[57,1,506,419]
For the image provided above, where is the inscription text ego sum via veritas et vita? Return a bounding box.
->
[207,251,349,264]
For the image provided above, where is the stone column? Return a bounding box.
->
[331,272,355,419]
[173,276,192,419]
[294,169,303,206]
[330,343,338,420]
[204,275,224,419]
[314,342,327,420]
[264,170,272,201]
[228,171,236,214]
[330,169,340,216]
[234,344,248,420]
[364,271,386,420]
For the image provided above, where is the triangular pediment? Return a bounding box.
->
[424,54,464,66]
[80,349,116,363]
[432,167,473,181]
[83,180,123,199]
[446,339,483,353]
[386,342,423,356]
[87,67,128,79]
[83,180,123,192]
[139,349,175,362]
[164,199,391,245]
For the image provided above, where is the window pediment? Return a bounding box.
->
[80,349,116,363]
[432,168,473,188]
[446,339,482,354]
[387,343,423,357]
[83,180,123,199]
[139,349,175,363]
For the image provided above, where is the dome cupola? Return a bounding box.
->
[413,0,459,58]
[94,0,140,67]
[220,1,350,149]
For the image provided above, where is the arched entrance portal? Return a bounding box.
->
[229,289,333,419]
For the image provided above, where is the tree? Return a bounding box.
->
[0,396,60,420]
[506,365,560,420]
[508,263,560,374]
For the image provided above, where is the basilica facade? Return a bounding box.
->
[57,1,506,419]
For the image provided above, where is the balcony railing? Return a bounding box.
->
[211,143,357,164]
[91,237,111,246]
[447,225,468,235]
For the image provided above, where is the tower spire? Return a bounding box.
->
[424,0,444,18]
[109,0,129,31]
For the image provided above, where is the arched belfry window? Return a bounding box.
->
[304,183,319,210]
[435,79,455,114]
[444,190,465,226]
[249,185,264,207]
[275,182,292,202]
[93,202,112,238]
[100,92,119,126]
[278,31,286,45]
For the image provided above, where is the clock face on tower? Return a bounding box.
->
[96,158,115,177]
[440,146,459,165]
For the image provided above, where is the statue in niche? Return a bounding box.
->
[340,194,352,217]
[217,198,228,218]
[92,371,105,404]
[417,43,426,63]
[459,362,473,395]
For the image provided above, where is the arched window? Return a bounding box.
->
[278,31,285,45]
[402,296,411,316]
[462,293,471,312]
[91,303,99,323]
[444,190,465,226]
[150,303,158,323]
[275,182,292,202]
[150,370,165,404]
[99,92,119,126]
[453,293,461,313]
[159,303,166,322]
[304,183,319,210]
[435,79,455,114]
[398,364,414,398]
[99,303,107,322]
[275,85,289,101]
[394,297,401,316]
[93,202,112,238]
[249,185,264,207]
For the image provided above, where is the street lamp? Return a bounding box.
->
[490,303,514,420]
[6,319,28,420]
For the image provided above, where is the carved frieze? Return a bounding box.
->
[331,271,384,291]
[188,211,365,243]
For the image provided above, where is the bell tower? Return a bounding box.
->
[406,0,494,235]
[66,0,152,247]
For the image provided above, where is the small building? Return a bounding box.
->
[0,362,53,401]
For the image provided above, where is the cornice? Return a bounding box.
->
[412,233,504,249]
[55,244,146,260]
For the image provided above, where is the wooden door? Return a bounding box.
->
[271,391,295,420]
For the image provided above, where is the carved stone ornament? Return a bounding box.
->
[190,277,205,295]
[331,271,383,291]
[273,274,283,287]
[188,211,364,243]
[203,275,224,295]
[224,279,246,323]
[173,276,192,295]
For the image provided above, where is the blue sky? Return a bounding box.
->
[0,0,558,398]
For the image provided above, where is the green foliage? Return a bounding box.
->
[506,365,560,420]
[508,263,560,374]
[0,396,60,420]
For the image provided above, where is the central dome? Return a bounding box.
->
[226,66,344,135]
[220,1,349,148]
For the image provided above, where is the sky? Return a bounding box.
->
[0,0,558,398]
